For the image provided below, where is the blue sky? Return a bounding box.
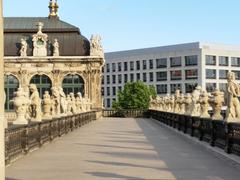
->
[3,0,240,52]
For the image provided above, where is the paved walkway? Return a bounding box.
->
[6,118,240,180]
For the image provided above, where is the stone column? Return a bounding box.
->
[0,0,5,178]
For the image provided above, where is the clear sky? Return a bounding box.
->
[3,0,240,52]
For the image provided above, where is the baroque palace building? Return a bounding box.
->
[4,0,104,114]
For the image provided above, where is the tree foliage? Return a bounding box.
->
[113,81,157,109]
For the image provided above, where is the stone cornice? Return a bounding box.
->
[4,56,104,62]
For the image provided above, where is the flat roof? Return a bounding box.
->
[105,42,240,59]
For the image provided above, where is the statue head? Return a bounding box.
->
[227,71,235,82]
[29,84,37,93]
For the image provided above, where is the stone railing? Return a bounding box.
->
[102,109,149,118]
[149,110,240,157]
[5,111,98,165]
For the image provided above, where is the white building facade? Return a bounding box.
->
[103,42,240,108]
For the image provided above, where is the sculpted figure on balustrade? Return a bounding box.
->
[179,94,185,114]
[66,94,72,115]
[174,89,181,113]
[76,92,83,113]
[59,87,67,116]
[225,72,240,122]
[209,89,224,120]
[51,87,60,117]
[169,95,175,112]
[184,93,192,115]
[29,84,42,122]
[13,88,30,124]
[198,90,210,118]
[165,94,171,112]
[70,93,77,114]
[20,38,28,57]
[42,91,52,119]
[156,96,162,111]
[190,86,201,116]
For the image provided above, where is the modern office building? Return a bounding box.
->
[103,42,240,108]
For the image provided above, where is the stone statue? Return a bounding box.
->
[184,93,192,115]
[59,87,67,116]
[12,88,30,125]
[209,89,224,120]
[70,93,77,114]
[90,35,104,58]
[20,38,27,57]
[53,38,59,56]
[81,97,88,112]
[198,90,210,118]
[158,96,163,111]
[66,94,72,115]
[76,92,83,113]
[86,98,92,111]
[42,91,52,119]
[165,94,171,112]
[174,89,181,113]
[169,95,175,112]
[225,72,240,122]
[32,22,48,57]
[179,94,185,114]
[29,84,42,122]
[51,87,60,117]
[190,86,201,116]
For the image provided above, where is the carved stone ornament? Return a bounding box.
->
[12,88,30,125]
[32,22,48,57]
[29,84,42,122]
[20,38,28,57]
[90,35,104,58]
[225,72,240,122]
[53,38,60,56]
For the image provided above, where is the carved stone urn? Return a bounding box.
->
[13,88,30,125]
[42,91,52,120]
[209,89,224,120]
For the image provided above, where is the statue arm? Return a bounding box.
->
[228,84,238,97]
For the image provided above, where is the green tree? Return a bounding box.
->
[113,81,156,109]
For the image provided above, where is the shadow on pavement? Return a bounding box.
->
[85,172,144,179]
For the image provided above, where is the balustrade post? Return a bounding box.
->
[190,117,194,137]
[38,123,43,147]
[177,115,181,131]
[199,118,203,141]
[71,116,75,131]
[50,121,54,141]
[23,126,29,154]
[4,129,10,165]
[183,115,187,134]
[210,121,215,147]
[58,119,61,137]
[225,123,233,154]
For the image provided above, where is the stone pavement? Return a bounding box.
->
[6,118,240,180]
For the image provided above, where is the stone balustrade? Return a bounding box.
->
[5,111,98,165]
[149,110,240,156]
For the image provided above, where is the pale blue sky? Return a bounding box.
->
[3,0,240,52]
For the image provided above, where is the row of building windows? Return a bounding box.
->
[103,82,228,98]
[206,69,240,79]
[104,55,199,73]
[103,69,240,84]
[103,70,198,84]
[206,55,240,66]
[104,55,240,73]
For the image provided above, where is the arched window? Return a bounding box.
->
[30,75,52,98]
[62,74,85,96]
[4,75,19,111]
